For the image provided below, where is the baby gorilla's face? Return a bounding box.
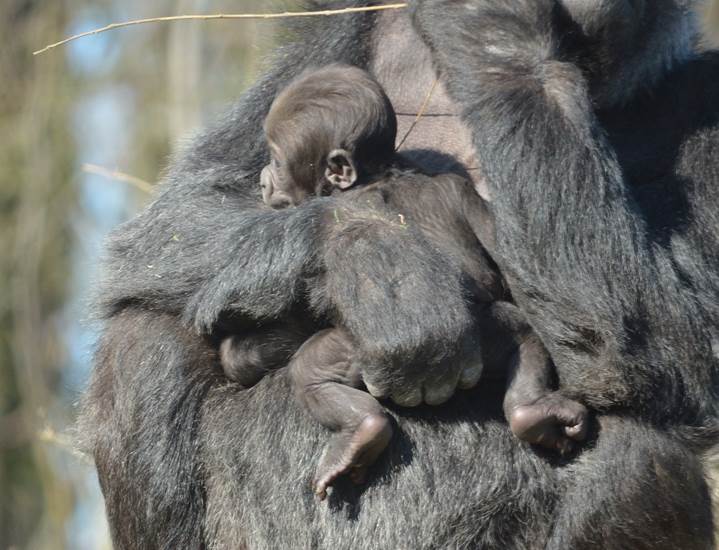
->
[260,137,361,209]
[260,157,311,209]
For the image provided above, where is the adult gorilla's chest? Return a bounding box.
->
[368,8,692,214]
[369,10,487,196]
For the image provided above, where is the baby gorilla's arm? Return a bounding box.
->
[288,328,392,500]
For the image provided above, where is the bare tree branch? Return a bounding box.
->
[33,4,408,55]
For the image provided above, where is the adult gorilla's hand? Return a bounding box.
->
[320,199,482,407]
[362,354,483,407]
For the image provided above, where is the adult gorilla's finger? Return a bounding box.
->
[361,371,391,399]
[423,366,461,405]
[391,386,423,407]
[458,361,483,390]
[424,380,456,405]
[365,380,390,399]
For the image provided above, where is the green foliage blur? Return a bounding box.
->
[1,1,717,549]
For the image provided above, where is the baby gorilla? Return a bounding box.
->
[221,65,588,499]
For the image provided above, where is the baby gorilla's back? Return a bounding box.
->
[342,170,505,304]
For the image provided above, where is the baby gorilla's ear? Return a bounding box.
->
[325,149,358,190]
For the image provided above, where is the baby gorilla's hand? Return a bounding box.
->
[260,164,293,209]
[507,392,588,455]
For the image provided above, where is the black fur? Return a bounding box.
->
[409,0,719,427]
[80,1,719,548]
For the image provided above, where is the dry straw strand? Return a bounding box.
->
[396,77,440,151]
[83,163,154,194]
[33,4,408,55]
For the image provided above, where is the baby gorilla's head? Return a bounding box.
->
[261,65,397,208]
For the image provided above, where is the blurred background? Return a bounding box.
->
[1,0,286,547]
[0,1,718,549]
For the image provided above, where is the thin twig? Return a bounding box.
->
[33,4,408,55]
[38,427,92,464]
[396,77,440,151]
[82,163,154,194]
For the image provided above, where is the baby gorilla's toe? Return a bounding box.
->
[348,466,368,485]
[563,418,588,441]
[508,392,588,454]
[314,414,392,500]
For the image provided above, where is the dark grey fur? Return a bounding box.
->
[79,1,719,548]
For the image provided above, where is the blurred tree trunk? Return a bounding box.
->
[1,1,78,548]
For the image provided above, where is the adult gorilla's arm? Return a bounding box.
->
[97,8,376,331]
[98,5,467,402]
[410,0,717,426]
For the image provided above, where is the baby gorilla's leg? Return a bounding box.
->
[316,413,392,496]
[507,391,588,454]
[289,328,392,500]
[220,323,309,386]
[495,307,588,454]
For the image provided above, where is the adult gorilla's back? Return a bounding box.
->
[80,2,717,549]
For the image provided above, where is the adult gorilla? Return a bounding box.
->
[80,1,719,548]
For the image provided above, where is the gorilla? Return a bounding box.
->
[79,1,719,549]
[240,63,587,497]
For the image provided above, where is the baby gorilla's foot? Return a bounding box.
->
[314,414,392,501]
[508,392,588,455]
